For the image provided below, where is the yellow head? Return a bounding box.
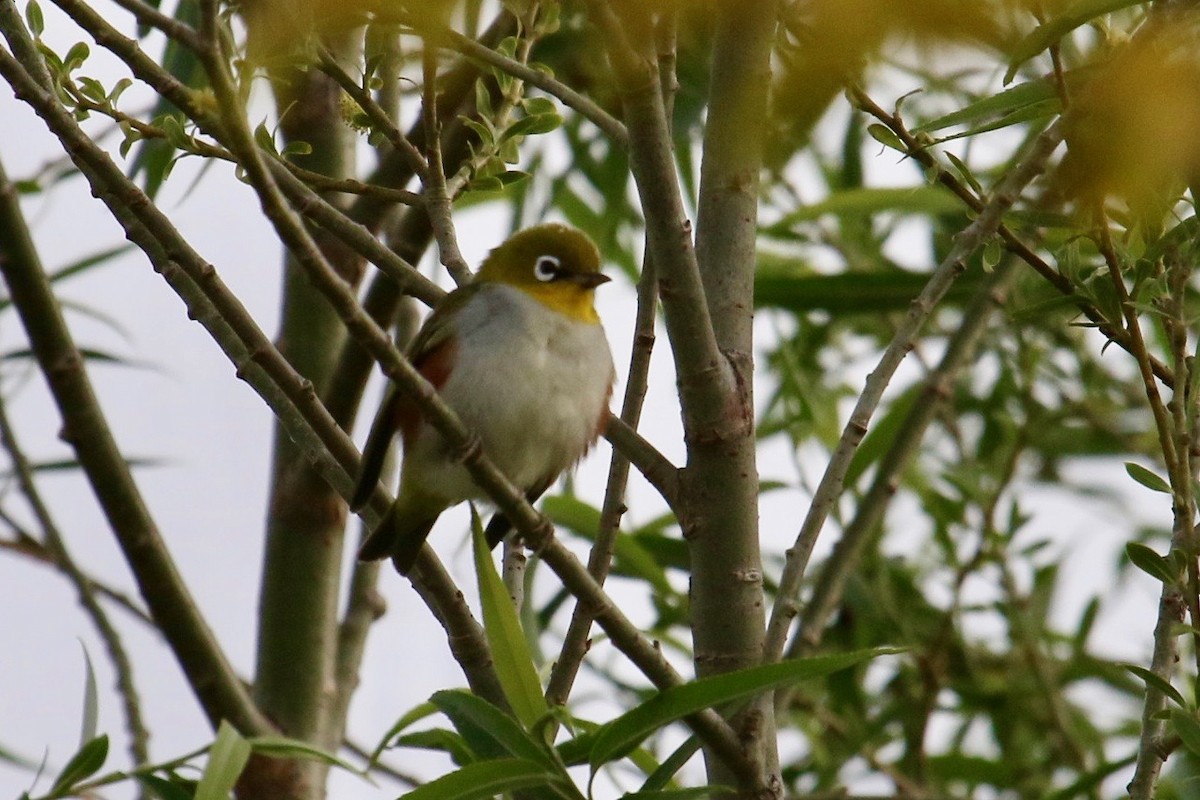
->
[476,223,609,323]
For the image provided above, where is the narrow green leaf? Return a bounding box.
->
[1043,754,1139,800]
[1172,711,1200,756]
[501,113,563,141]
[401,758,560,800]
[1125,664,1187,708]
[754,269,983,314]
[637,736,701,791]
[0,741,41,770]
[926,752,1013,785]
[194,722,251,800]
[49,245,134,285]
[393,729,474,765]
[247,736,362,776]
[474,78,494,119]
[915,79,1056,134]
[521,96,557,116]
[944,151,983,195]
[471,506,549,729]
[431,690,554,767]
[78,643,99,747]
[1005,0,1145,83]
[497,170,530,186]
[1125,462,1171,494]
[931,99,1060,143]
[281,140,313,157]
[981,238,1003,272]
[78,77,107,104]
[542,495,675,596]
[109,77,132,104]
[590,648,901,767]
[465,176,505,193]
[48,735,108,796]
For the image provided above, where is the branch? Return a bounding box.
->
[1104,215,1195,798]
[603,416,679,509]
[315,48,429,179]
[421,42,471,286]
[545,12,679,709]
[109,0,203,51]
[764,121,1064,665]
[592,2,736,447]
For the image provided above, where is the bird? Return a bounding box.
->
[351,223,615,573]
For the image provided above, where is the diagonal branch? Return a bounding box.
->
[776,259,1021,699]
[763,121,1065,665]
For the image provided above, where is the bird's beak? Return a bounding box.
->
[569,272,611,289]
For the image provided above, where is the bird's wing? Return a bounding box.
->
[350,381,407,511]
[349,284,479,512]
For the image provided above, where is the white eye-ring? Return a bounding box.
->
[534,255,560,282]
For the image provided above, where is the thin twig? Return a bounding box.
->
[421,41,471,286]
[109,0,203,51]
[267,160,444,307]
[316,49,429,178]
[1107,216,1195,799]
[777,259,1020,687]
[282,162,423,207]
[764,121,1064,665]
[0,392,151,771]
[0,533,155,626]
[602,416,679,509]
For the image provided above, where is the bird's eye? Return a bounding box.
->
[534,255,560,282]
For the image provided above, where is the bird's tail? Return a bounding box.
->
[358,501,440,573]
[351,384,405,512]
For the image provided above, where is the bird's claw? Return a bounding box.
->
[453,431,484,465]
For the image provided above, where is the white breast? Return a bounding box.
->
[407,284,614,503]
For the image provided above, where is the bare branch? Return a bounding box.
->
[764,121,1065,665]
